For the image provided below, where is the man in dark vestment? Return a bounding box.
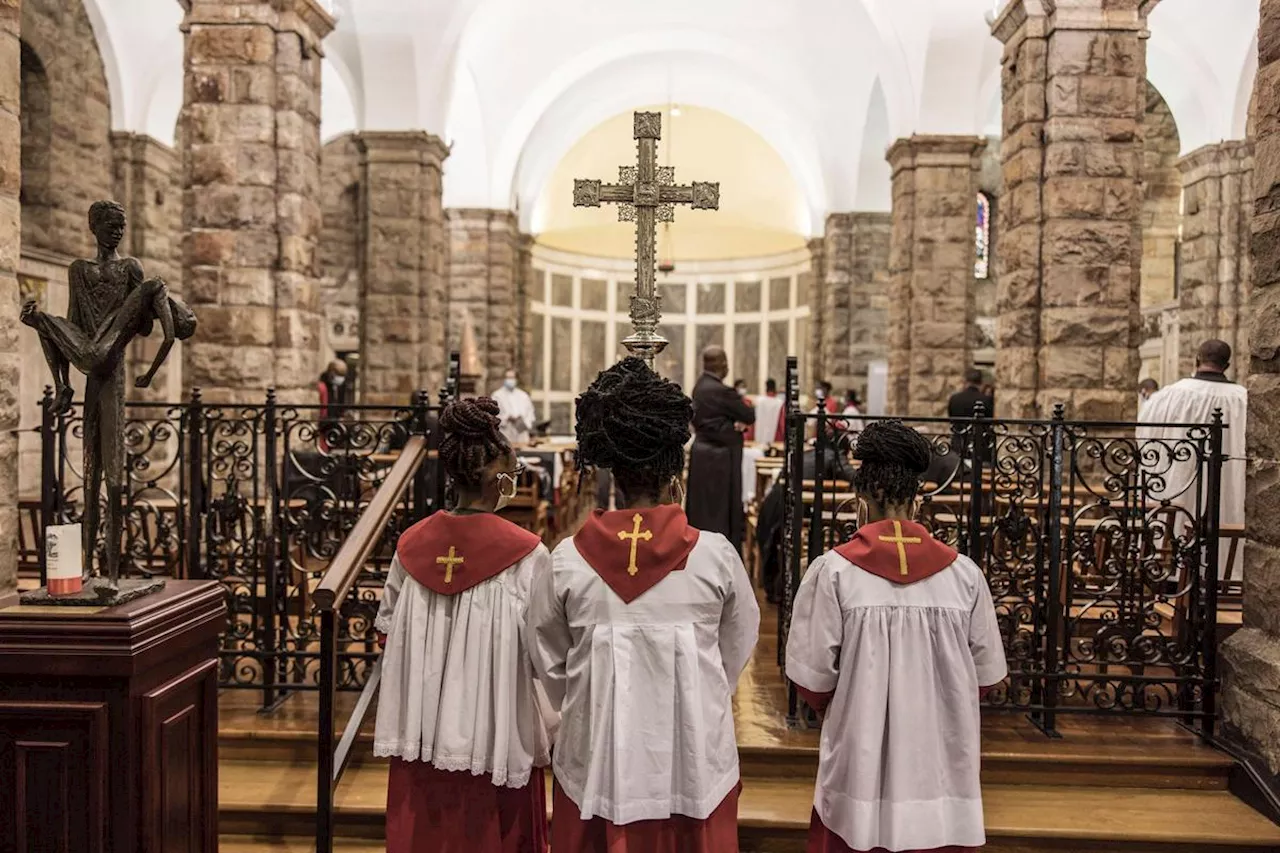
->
[687,346,755,552]
[947,367,994,461]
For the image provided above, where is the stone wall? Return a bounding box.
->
[992,0,1150,420]
[111,133,183,403]
[19,0,112,259]
[1221,0,1280,778]
[0,0,21,610]
[446,208,520,394]
[515,233,535,384]
[319,133,362,358]
[180,0,334,404]
[1142,84,1182,309]
[886,136,985,417]
[355,131,448,403]
[1178,141,1253,379]
[806,236,826,389]
[821,212,890,399]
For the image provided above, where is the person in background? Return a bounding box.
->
[948,368,993,420]
[814,380,841,416]
[687,346,755,551]
[374,397,557,853]
[842,389,863,416]
[492,368,538,447]
[735,379,757,442]
[752,377,787,445]
[786,420,1006,853]
[527,357,759,852]
[1138,377,1159,416]
[318,359,347,417]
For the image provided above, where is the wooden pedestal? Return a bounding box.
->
[0,581,226,853]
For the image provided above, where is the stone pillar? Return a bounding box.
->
[180,0,334,403]
[446,208,520,393]
[111,132,183,402]
[1221,0,1280,780]
[0,0,19,610]
[806,236,826,388]
[515,233,536,383]
[885,136,985,417]
[354,132,449,404]
[821,213,891,399]
[991,0,1152,420]
[1177,141,1253,377]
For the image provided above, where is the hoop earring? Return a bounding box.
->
[670,476,686,507]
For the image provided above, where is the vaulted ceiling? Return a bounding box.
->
[86,0,1259,234]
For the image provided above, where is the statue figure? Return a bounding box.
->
[21,200,196,601]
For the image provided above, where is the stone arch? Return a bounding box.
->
[1142,82,1182,310]
[20,0,114,257]
[19,41,52,250]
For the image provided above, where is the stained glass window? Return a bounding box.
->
[975,191,991,280]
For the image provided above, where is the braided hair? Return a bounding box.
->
[851,420,934,509]
[575,357,693,501]
[439,397,510,490]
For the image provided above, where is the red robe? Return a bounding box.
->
[550,504,740,852]
[796,519,978,853]
[384,511,548,853]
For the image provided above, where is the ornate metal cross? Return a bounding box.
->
[573,111,720,369]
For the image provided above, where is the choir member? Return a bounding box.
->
[374,397,557,853]
[527,357,760,852]
[786,420,1007,853]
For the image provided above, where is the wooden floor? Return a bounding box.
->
[216,596,1280,852]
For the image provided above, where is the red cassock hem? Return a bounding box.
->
[551,777,742,853]
[807,809,979,853]
[386,759,547,853]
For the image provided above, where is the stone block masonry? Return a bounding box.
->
[447,209,520,394]
[179,0,334,404]
[356,132,449,404]
[886,137,985,417]
[822,213,890,401]
[992,0,1152,420]
[0,0,22,609]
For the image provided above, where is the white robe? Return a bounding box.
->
[526,532,760,824]
[1136,376,1246,577]
[373,549,558,788]
[786,551,1007,852]
[492,384,538,446]
[751,393,784,445]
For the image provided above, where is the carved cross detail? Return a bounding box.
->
[573,111,720,369]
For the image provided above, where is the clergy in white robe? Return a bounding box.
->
[787,520,1006,853]
[492,369,539,446]
[526,503,760,851]
[1136,340,1247,579]
[750,389,785,446]
[375,510,557,853]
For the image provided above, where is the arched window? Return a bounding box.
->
[975,191,991,280]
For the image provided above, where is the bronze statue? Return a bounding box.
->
[21,200,196,602]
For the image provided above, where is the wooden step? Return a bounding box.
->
[218,759,1280,852]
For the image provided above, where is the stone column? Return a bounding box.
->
[991,0,1152,420]
[515,233,536,383]
[1177,141,1253,377]
[355,132,449,404]
[446,208,520,393]
[1221,0,1280,780]
[179,0,334,403]
[111,132,183,402]
[821,212,891,400]
[0,0,20,610]
[885,137,985,417]
[806,236,826,388]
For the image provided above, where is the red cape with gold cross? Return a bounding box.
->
[395,511,542,596]
[833,518,957,585]
[573,504,700,603]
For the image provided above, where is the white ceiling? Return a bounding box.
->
[87,0,1259,235]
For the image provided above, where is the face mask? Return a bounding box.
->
[737,387,747,397]
[814,388,824,400]
[331,375,345,388]
[503,378,517,391]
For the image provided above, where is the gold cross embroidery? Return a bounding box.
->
[617,513,654,577]
[877,520,922,576]
[436,546,465,584]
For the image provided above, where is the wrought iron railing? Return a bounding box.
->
[33,354,459,710]
[778,356,1227,739]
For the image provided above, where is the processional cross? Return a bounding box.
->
[574,111,720,369]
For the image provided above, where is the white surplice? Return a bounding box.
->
[373,549,558,788]
[751,393,784,445]
[526,532,760,824]
[785,551,1007,852]
[1136,375,1247,577]
[492,384,539,446]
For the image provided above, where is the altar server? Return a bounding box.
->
[786,420,1007,853]
[374,397,556,853]
[527,357,760,852]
